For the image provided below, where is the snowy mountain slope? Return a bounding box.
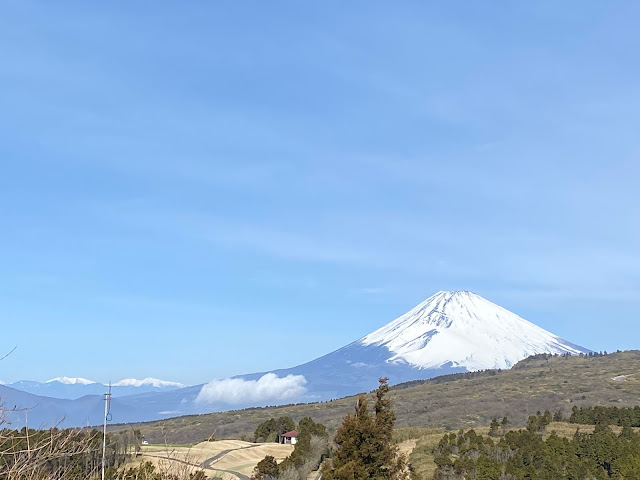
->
[46,377,96,385]
[112,378,184,388]
[360,290,588,370]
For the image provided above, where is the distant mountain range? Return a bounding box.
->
[3,377,185,400]
[1,291,591,428]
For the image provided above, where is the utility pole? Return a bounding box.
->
[101,383,112,480]
[25,409,30,460]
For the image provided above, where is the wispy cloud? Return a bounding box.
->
[108,204,640,303]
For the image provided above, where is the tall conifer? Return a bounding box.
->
[324,378,410,480]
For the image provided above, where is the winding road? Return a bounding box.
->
[199,443,264,480]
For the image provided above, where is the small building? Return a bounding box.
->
[281,430,298,445]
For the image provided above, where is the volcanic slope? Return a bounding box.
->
[236,290,590,399]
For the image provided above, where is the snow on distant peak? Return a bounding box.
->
[360,290,589,372]
[113,377,184,388]
[46,376,96,385]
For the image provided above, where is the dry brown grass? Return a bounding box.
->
[130,440,293,479]
[407,430,446,480]
[212,444,292,476]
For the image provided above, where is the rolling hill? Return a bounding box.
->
[114,350,640,444]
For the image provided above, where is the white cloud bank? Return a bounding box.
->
[196,373,307,405]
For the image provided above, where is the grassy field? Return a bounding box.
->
[113,351,640,445]
[129,439,294,479]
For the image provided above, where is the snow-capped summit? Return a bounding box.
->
[113,377,185,388]
[46,376,96,385]
[360,290,588,371]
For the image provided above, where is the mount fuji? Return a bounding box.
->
[235,290,590,400]
[360,290,588,371]
[2,291,591,427]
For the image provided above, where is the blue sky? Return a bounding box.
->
[1,1,638,385]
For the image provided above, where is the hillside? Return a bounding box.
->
[113,350,640,444]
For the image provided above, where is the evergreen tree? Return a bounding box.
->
[253,455,279,479]
[488,418,500,437]
[276,416,297,440]
[500,416,509,435]
[280,417,328,469]
[324,378,410,480]
[254,416,296,443]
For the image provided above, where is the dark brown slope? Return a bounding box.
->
[113,350,640,444]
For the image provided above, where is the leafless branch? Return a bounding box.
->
[0,346,17,361]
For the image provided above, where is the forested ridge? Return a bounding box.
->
[432,417,640,479]
[570,406,640,428]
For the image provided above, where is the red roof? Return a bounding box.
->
[282,430,298,437]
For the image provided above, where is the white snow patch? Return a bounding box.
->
[196,373,307,405]
[113,377,184,388]
[46,377,96,385]
[612,375,627,381]
[360,290,587,372]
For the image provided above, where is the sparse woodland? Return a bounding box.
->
[431,412,640,479]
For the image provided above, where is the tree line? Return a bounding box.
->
[570,405,640,428]
[433,412,640,479]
